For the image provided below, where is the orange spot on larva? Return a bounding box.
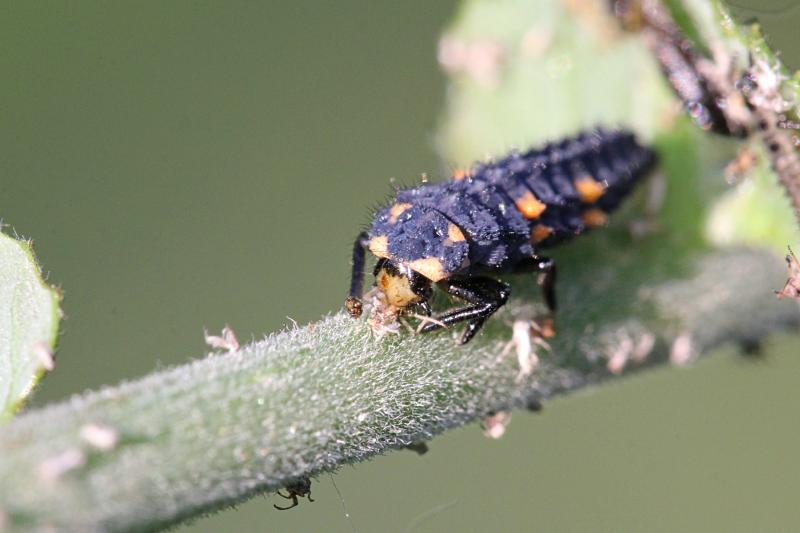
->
[407,257,447,281]
[368,236,389,257]
[452,168,469,180]
[447,223,466,243]
[582,208,608,227]
[515,191,547,220]
[574,175,605,204]
[530,224,554,243]
[388,203,412,223]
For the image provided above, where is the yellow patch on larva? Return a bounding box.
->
[368,235,389,258]
[376,268,420,308]
[574,175,606,204]
[407,257,447,282]
[582,208,608,227]
[515,190,547,220]
[452,168,469,180]
[447,223,466,243]
[388,203,412,223]
[530,224,554,243]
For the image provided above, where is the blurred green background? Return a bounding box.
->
[3,1,800,531]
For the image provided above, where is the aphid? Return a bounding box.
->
[739,62,800,221]
[611,0,752,137]
[613,1,800,296]
[346,128,657,344]
[776,245,800,300]
[273,477,314,511]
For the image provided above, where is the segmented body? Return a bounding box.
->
[366,128,657,281]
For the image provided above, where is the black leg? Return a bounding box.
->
[517,256,557,313]
[537,257,557,313]
[345,232,370,317]
[417,300,432,317]
[274,493,299,511]
[419,277,510,344]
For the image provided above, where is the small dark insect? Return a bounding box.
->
[404,441,429,455]
[346,128,657,344]
[611,0,752,137]
[526,397,544,412]
[273,477,314,511]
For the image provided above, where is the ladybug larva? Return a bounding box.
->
[346,128,657,344]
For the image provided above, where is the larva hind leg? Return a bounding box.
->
[419,277,510,344]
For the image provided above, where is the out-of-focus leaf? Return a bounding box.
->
[0,232,61,424]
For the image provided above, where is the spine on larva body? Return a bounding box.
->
[367,128,656,281]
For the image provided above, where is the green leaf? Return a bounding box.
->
[0,232,61,424]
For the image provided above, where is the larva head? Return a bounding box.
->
[373,258,432,312]
[348,203,467,317]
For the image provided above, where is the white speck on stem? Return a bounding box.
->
[500,320,545,382]
[79,424,118,452]
[204,325,240,353]
[38,448,85,483]
[438,34,505,89]
[481,411,512,439]
[632,332,656,363]
[670,333,696,367]
[606,337,634,375]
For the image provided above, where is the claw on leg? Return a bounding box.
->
[273,496,299,511]
[273,477,313,511]
[411,314,447,334]
[419,277,510,344]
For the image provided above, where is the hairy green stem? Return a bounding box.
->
[0,244,796,532]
